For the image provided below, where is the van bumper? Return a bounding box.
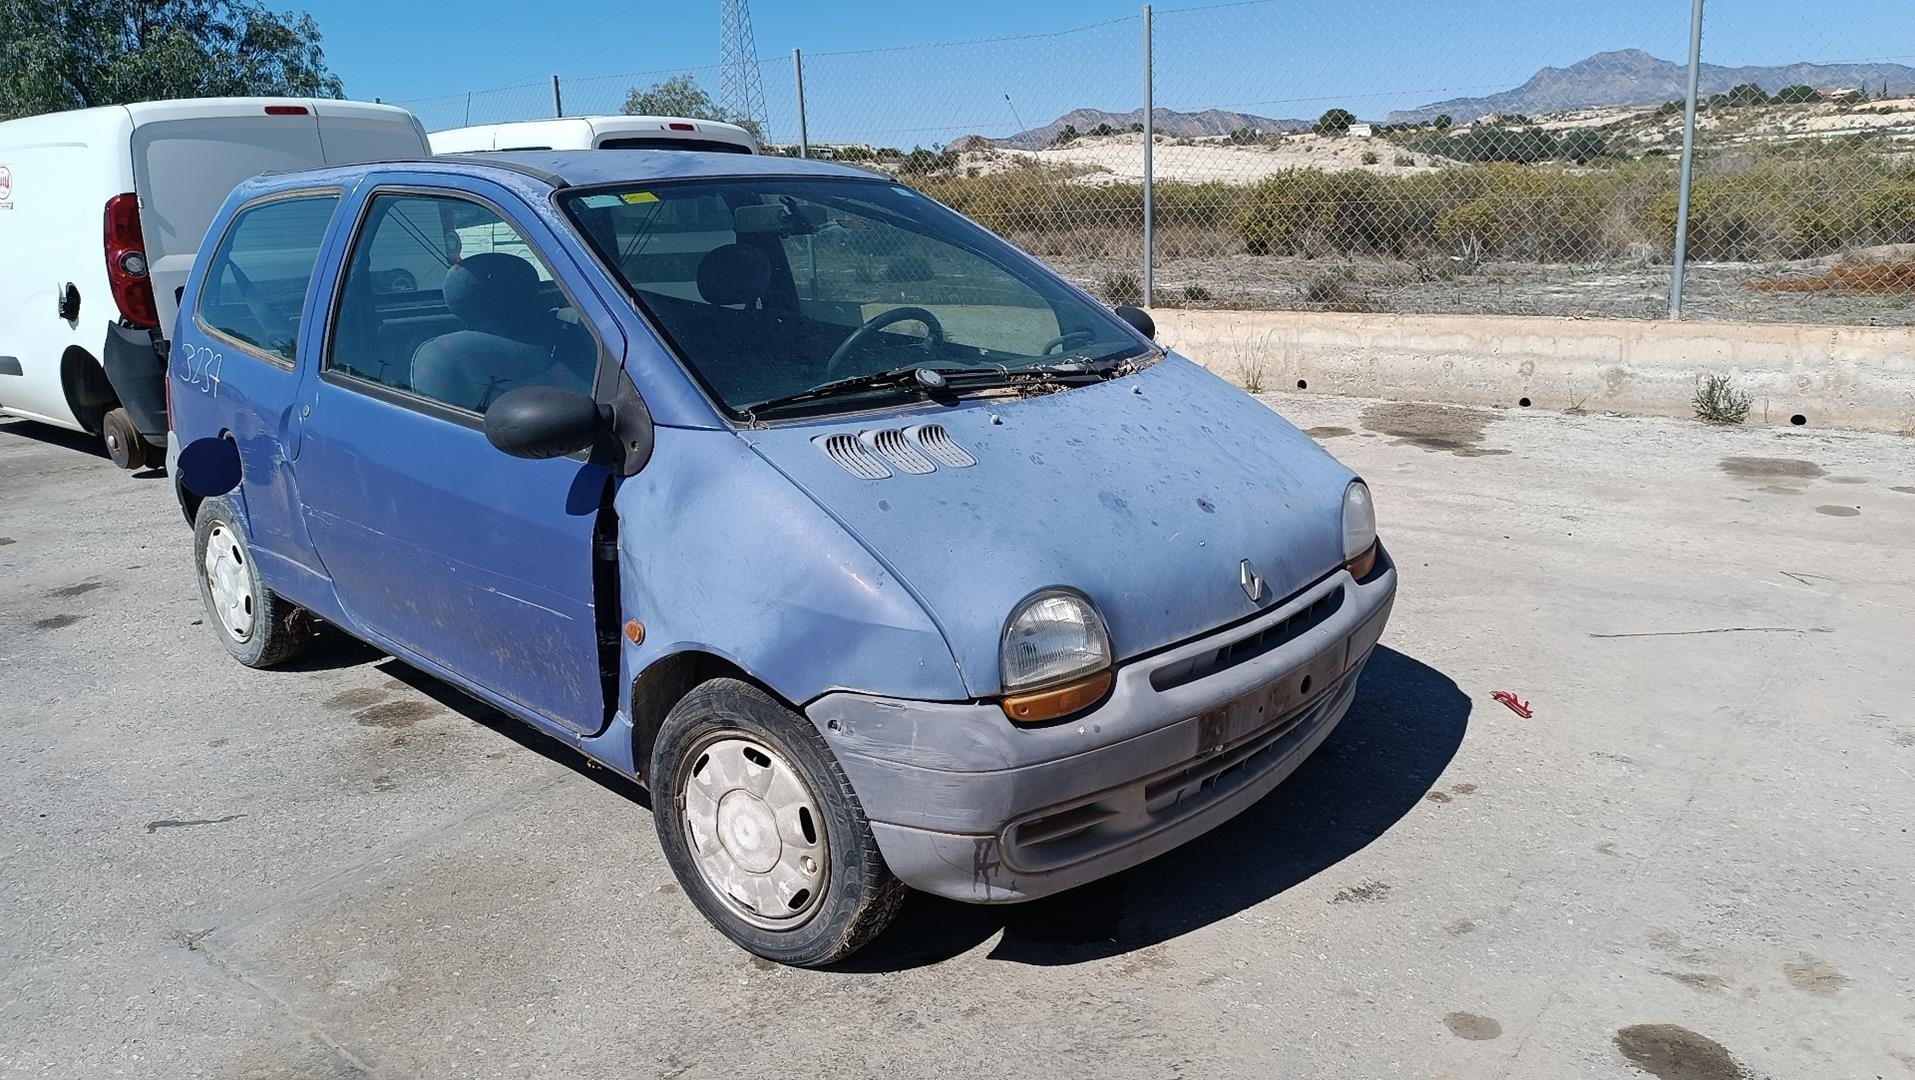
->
[102,321,168,442]
[805,549,1397,904]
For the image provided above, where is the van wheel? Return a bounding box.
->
[192,498,310,668]
[101,407,147,470]
[650,678,905,967]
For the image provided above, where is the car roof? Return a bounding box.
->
[236,149,878,198]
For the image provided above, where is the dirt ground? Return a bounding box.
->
[1047,250,1915,325]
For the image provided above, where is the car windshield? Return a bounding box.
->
[560,177,1149,417]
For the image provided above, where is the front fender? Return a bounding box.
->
[615,426,968,706]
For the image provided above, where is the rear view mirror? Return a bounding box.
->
[1113,305,1156,340]
[485,385,602,460]
[734,202,829,236]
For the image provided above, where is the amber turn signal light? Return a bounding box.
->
[1345,542,1378,581]
[624,620,645,645]
[1001,669,1113,724]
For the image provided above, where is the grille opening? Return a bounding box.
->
[1014,802,1119,848]
[1149,586,1346,691]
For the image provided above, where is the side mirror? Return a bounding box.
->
[1113,304,1156,341]
[485,385,602,460]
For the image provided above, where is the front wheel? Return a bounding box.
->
[651,678,905,966]
[192,497,311,668]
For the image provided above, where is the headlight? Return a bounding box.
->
[999,588,1113,721]
[1342,480,1378,578]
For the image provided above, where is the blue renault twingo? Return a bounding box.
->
[168,151,1396,965]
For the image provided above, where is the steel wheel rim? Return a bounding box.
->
[679,734,829,930]
[203,525,255,643]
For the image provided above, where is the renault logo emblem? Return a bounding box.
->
[1240,560,1265,603]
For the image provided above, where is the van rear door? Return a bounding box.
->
[131,104,427,335]
[132,112,329,335]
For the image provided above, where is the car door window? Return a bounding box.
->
[197,194,340,362]
[328,192,598,414]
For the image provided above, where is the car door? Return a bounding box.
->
[292,179,619,735]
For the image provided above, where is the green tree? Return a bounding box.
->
[620,74,761,139]
[1710,82,1769,108]
[0,0,342,120]
[1052,123,1079,146]
[1772,84,1819,104]
[1433,113,1452,130]
[1314,108,1356,135]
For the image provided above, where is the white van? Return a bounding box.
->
[0,97,430,468]
[429,115,759,156]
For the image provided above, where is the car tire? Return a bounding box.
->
[192,497,310,668]
[650,678,906,967]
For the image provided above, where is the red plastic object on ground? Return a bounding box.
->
[1491,690,1533,718]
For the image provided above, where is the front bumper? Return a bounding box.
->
[805,548,1397,903]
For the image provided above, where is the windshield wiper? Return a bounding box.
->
[739,359,1125,419]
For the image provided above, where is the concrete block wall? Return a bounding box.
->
[1155,310,1915,434]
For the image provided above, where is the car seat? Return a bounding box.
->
[411,253,592,412]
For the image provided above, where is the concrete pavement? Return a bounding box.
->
[2,395,1911,1079]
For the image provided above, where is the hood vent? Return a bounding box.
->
[814,425,979,480]
[816,433,891,480]
[909,424,977,469]
[870,429,935,475]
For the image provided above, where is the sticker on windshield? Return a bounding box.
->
[577,194,623,209]
[890,185,920,198]
[621,191,659,205]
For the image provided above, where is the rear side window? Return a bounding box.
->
[197,195,340,362]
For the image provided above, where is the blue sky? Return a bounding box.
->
[301,0,1912,140]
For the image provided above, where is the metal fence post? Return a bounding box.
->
[551,75,564,118]
[1668,0,1704,319]
[1141,4,1155,307]
[793,48,810,158]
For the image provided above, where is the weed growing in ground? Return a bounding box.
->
[1693,373,1752,424]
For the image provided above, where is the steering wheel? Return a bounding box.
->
[826,306,946,377]
[1041,329,1094,355]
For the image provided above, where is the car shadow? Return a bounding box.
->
[375,656,651,809]
[835,644,1471,971]
[0,418,107,457]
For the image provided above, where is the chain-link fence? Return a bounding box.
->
[388,0,1915,326]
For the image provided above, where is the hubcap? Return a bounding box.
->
[680,736,828,929]
[203,525,254,642]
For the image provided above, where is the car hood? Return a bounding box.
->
[738,355,1357,698]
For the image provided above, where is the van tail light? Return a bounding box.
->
[264,105,309,115]
[103,193,159,329]
[667,122,696,131]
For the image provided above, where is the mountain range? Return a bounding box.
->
[1386,49,1915,124]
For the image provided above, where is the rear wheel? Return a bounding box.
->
[101,407,147,470]
[192,498,310,668]
[651,678,905,966]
